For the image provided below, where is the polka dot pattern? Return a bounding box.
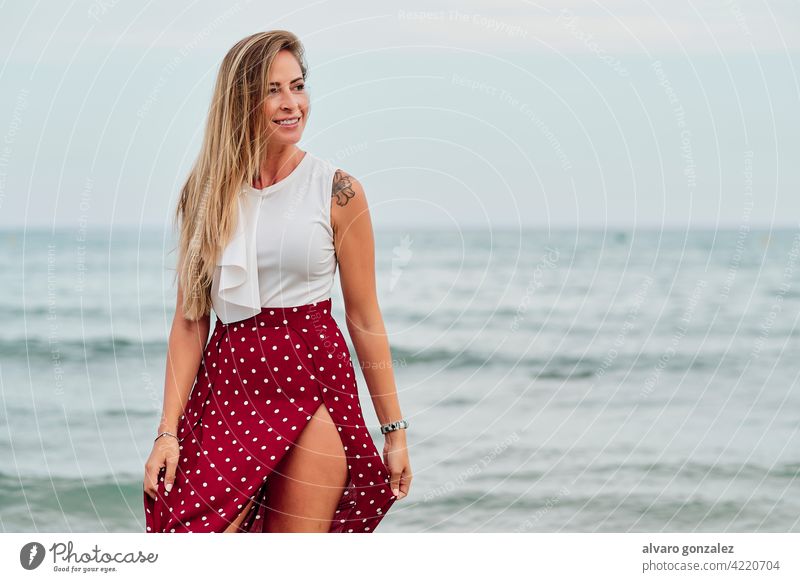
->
[143,298,397,533]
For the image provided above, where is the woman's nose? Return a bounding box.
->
[278,88,300,109]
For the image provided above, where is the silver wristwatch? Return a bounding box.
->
[380,418,409,434]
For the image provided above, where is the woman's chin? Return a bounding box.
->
[267,131,303,144]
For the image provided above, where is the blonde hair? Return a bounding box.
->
[172,30,308,320]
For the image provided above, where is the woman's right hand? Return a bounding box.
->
[143,434,180,501]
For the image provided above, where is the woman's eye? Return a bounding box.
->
[268,84,305,94]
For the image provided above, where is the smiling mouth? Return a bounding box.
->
[273,116,301,127]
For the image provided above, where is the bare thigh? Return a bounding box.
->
[264,403,349,532]
[224,402,348,533]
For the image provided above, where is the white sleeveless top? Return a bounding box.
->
[209,151,338,324]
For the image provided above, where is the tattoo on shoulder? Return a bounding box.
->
[332,170,356,207]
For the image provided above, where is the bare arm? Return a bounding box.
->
[158,281,211,435]
[330,169,406,445]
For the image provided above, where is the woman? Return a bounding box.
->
[142,30,411,533]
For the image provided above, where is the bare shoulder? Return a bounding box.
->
[330,168,369,233]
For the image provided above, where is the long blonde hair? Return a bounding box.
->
[172,30,308,320]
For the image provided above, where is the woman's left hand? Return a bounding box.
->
[383,432,412,499]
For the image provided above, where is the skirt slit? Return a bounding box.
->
[237,397,355,532]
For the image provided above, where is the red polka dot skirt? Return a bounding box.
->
[144,298,397,533]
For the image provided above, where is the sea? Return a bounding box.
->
[1,226,799,532]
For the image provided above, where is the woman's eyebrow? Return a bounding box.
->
[269,77,304,86]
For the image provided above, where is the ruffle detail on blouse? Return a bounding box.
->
[210,189,262,325]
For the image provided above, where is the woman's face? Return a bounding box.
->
[264,49,309,145]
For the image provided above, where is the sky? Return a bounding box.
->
[0,0,798,230]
